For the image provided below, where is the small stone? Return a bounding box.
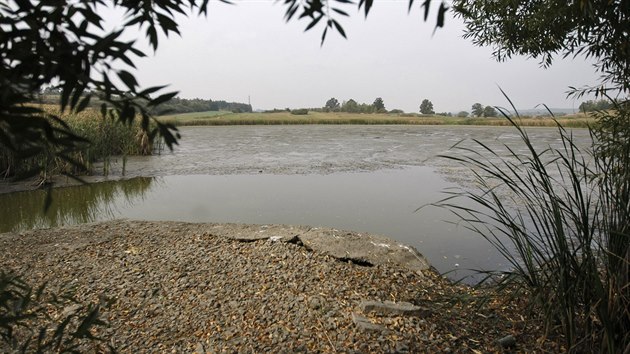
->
[351,313,387,332]
[194,342,207,354]
[394,343,410,353]
[61,304,82,318]
[359,300,432,317]
[497,334,517,348]
[308,297,321,310]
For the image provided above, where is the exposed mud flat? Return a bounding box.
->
[71,125,591,179]
[1,125,590,194]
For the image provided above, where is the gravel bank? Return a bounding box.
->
[1,220,559,353]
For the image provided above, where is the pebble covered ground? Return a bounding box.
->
[1,220,564,353]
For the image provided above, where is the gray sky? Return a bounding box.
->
[128,1,600,113]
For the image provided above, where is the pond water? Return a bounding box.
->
[0,125,592,283]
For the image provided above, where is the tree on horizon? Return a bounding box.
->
[419,99,435,115]
[373,97,386,112]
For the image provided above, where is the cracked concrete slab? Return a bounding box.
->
[208,223,430,273]
[205,223,309,242]
[298,228,430,272]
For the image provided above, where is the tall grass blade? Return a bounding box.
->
[431,98,629,352]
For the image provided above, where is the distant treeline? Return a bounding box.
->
[578,99,614,112]
[152,97,252,115]
[36,88,252,115]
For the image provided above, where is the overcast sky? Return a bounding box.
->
[124,1,600,113]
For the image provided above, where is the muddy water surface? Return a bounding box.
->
[0,125,592,282]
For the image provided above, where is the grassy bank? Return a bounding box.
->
[158,111,594,128]
[0,106,156,181]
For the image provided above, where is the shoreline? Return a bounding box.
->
[0,172,142,195]
[0,124,592,196]
[1,219,563,352]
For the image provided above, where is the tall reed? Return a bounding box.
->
[0,106,155,181]
[432,98,629,352]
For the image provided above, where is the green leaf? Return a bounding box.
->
[156,13,180,37]
[119,105,136,124]
[138,85,168,97]
[70,85,86,110]
[332,19,346,39]
[75,94,92,113]
[117,52,136,68]
[332,8,349,17]
[433,2,448,34]
[60,80,75,112]
[129,45,146,58]
[320,26,328,46]
[358,0,373,17]
[148,91,179,107]
[100,103,107,118]
[157,122,179,150]
[147,25,158,50]
[117,70,138,90]
[422,0,431,21]
[304,14,323,32]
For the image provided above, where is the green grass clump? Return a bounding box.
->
[432,98,629,352]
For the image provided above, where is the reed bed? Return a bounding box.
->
[158,111,593,128]
[0,105,155,180]
[455,117,591,128]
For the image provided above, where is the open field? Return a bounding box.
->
[158,110,594,128]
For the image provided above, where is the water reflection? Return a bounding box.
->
[0,177,154,233]
[0,167,504,283]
